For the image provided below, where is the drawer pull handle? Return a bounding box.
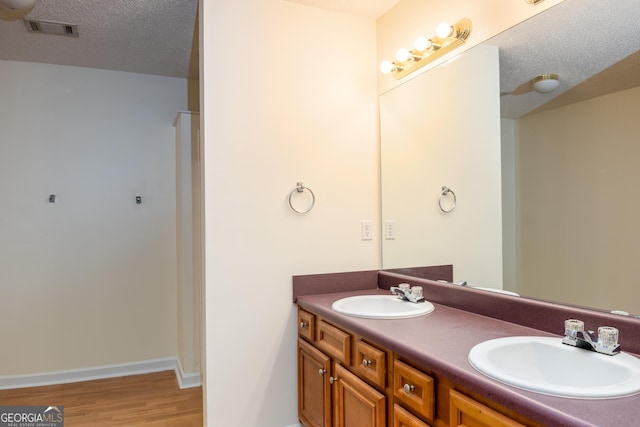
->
[403,383,415,394]
[319,368,326,376]
[329,376,338,385]
[300,321,309,329]
[362,359,373,368]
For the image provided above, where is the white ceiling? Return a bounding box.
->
[0,0,199,78]
[286,0,400,19]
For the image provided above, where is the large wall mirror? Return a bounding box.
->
[380,0,640,316]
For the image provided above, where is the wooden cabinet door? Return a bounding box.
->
[299,339,332,427]
[393,404,429,427]
[333,363,386,427]
[450,390,525,427]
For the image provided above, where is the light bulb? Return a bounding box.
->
[414,36,433,52]
[379,61,395,74]
[436,22,453,38]
[395,48,411,62]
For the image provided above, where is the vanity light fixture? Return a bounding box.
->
[526,0,545,4]
[531,74,560,93]
[379,18,472,80]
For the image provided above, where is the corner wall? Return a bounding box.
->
[200,1,379,425]
[0,60,186,374]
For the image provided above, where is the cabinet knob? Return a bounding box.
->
[300,321,309,329]
[362,359,373,368]
[318,368,326,376]
[329,376,338,385]
[403,383,415,394]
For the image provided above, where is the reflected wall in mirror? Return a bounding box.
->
[380,44,503,289]
[380,0,640,316]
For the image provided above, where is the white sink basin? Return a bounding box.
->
[469,336,640,399]
[331,295,434,319]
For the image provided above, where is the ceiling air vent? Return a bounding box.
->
[24,19,78,37]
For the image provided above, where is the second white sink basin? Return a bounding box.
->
[332,295,434,319]
[469,336,640,399]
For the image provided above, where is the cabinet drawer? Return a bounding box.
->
[316,320,351,365]
[450,389,525,427]
[394,360,435,422]
[393,404,429,427]
[298,309,316,341]
[354,339,386,389]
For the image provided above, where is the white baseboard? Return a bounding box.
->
[0,358,201,390]
[284,424,302,427]
[175,358,202,389]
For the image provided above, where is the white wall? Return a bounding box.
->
[501,118,518,292]
[174,112,202,376]
[0,60,186,374]
[380,45,504,288]
[200,1,379,426]
[515,87,640,313]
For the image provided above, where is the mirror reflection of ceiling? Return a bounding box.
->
[491,0,640,118]
[0,0,199,78]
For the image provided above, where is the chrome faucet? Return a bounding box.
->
[561,319,620,356]
[437,280,468,287]
[390,283,424,303]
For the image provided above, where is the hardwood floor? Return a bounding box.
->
[0,370,203,426]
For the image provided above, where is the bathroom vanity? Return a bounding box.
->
[294,270,640,427]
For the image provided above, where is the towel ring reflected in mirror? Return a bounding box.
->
[288,182,315,214]
[438,186,456,213]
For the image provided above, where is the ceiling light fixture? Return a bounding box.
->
[0,0,38,21]
[379,18,472,80]
[531,74,560,93]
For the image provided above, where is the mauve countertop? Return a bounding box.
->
[296,288,640,427]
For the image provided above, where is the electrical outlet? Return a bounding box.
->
[384,220,396,239]
[384,219,396,240]
[361,221,373,241]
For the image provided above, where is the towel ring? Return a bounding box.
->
[288,182,315,214]
[438,186,456,213]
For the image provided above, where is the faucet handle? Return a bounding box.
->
[410,286,423,300]
[596,326,619,353]
[564,319,584,336]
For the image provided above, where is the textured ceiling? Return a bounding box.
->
[489,0,640,118]
[2,0,637,111]
[0,0,198,78]
[0,0,396,79]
